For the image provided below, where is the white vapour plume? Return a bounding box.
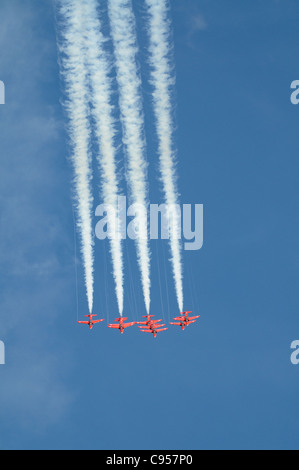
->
[56,0,94,313]
[81,0,124,315]
[108,0,151,314]
[145,0,184,312]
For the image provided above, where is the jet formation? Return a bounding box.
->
[77,312,200,338]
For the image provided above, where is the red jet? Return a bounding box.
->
[136,315,163,327]
[77,314,105,330]
[139,322,168,339]
[108,317,135,334]
[170,311,201,331]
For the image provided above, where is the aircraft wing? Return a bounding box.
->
[173,317,185,321]
[140,329,153,333]
[189,315,200,320]
[77,321,89,325]
[123,322,135,328]
[93,319,105,324]
[156,328,168,332]
[108,324,120,329]
[169,322,181,326]
[138,324,157,329]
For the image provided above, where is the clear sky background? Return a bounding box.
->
[0,0,299,450]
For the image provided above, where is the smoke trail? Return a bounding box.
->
[107,0,151,314]
[145,0,184,312]
[81,0,124,315]
[56,0,94,313]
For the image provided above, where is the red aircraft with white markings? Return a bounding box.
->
[108,317,135,334]
[136,315,163,327]
[169,311,201,331]
[139,322,168,339]
[77,314,105,330]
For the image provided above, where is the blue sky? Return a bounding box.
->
[0,0,299,450]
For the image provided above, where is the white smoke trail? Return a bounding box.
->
[145,0,184,312]
[107,0,151,314]
[81,0,124,315]
[56,0,94,314]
